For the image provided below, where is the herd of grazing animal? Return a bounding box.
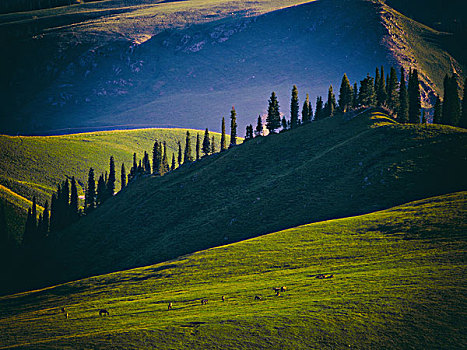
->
[61,275,334,318]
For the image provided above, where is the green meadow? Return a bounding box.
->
[0,191,465,349]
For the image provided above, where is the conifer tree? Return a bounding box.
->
[359,74,376,106]
[324,85,336,118]
[255,115,263,136]
[442,74,461,126]
[178,141,183,165]
[220,117,227,151]
[107,156,116,198]
[171,154,176,171]
[245,125,254,140]
[202,129,211,156]
[398,68,409,123]
[433,96,442,124]
[156,143,164,175]
[162,142,169,173]
[41,200,49,236]
[31,196,37,232]
[59,180,69,228]
[97,174,106,206]
[387,67,399,111]
[121,163,126,190]
[308,98,313,121]
[144,151,151,174]
[23,208,33,245]
[290,85,299,128]
[302,94,313,123]
[338,74,352,112]
[266,92,281,133]
[281,117,287,131]
[211,135,216,154]
[184,131,193,163]
[152,141,159,174]
[50,193,58,231]
[352,82,358,108]
[85,168,96,212]
[374,67,380,98]
[230,106,237,147]
[460,78,467,128]
[422,110,427,124]
[377,66,387,106]
[70,177,79,222]
[196,133,201,160]
[315,96,323,120]
[408,69,421,123]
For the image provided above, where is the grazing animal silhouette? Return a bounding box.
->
[316,274,326,279]
[65,312,68,319]
[222,295,225,302]
[61,307,66,313]
[273,287,281,293]
[324,274,334,279]
[276,291,280,296]
[168,302,173,310]
[99,309,109,316]
[254,295,262,300]
[201,299,208,305]
[280,286,287,292]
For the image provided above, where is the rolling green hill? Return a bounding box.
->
[39,109,467,290]
[0,191,465,349]
[1,0,464,135]
[0,128,230,240]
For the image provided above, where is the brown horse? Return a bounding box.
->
[99,309,110,316]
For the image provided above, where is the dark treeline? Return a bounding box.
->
[0,0,104,14]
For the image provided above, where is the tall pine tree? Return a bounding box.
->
[377,66,387,106]
[266,92,281,133]
[352,82,358,108]
[290,85,299,128]
[162,142,169,173]
[398,67,409,123]
[338,74,352,112]
[96,174,106,206]
[433,96,442,124]
[408,69,421,123]
[171,154,176,171]
[255,115,263,136]
[230,106,237,147]
[442,74,461,126]
[121,163,126,190]
[315,96,323,120]
[245,125,254,140]
[359,74,376,106]
[69,177,79,222]
[220,117,227,151]
[178,141,183,165]
[184,131,193,163]
[196,133,201,160]
[202,129,210,156]
[107,156,116,198]
[387,67,399,111]
[324,85,336,118]
[211,135,216,154]
[152,140,160,174]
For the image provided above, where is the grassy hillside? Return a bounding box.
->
[1,0,463,135]
[0,191,465,349]
[42,109,467,287]
[0,128,230,240]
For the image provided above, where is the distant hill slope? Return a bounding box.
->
[0,128,229,240]
[43,109,467,286]
[0,0,464,135]
[0,191,465,349]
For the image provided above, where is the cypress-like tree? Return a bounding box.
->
[374,67,380,98]
[442,74,461,126]
[196,133,201,160]
[132,153,137,174]
[171,154,176,171]
[58,180,69,229]
[324,85,336,118]
[460,78,467,128]
[69,177,79,222]
[398,68,409,123]
[50,192,57,231]
[245,125,254,140]
[308,98,313,121]
[184,131,193,163]
[211,135,216,154]
[387,67,399,111]
[162,142,169,173]
[202,129,210,157]
[220,117,227,151]
[96,174,106,206]
[41,200,49,236]
[31,196,37,232]
[290,85,299,128]
[143,151,151,174]
[302,94,313,123]
[178,141,183,165]
[152,141,160,174]
[359,74,376,106]
[315,96,323,120]
[230,106,237,147]
[352,82,358,108]
[121,163,126,190]
[107,156,116,198]
[255,115,263,136]
[338,74,352,112]
[433,96,442,124]
[23,208,33,245]
[408,69,421,123]
[377,66,387,106]
[266,92,281,133]
[85,168,96,212]
[281,117,287,130]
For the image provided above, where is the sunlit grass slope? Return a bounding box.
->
[0,191,465,349]
[0,128,229,239]
[49,109,467,285]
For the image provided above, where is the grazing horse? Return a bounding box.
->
[99,309,110,316]
[201,299,208,305]
[280,286,287,292]
[168,302,173,310]
[254,295,262,300]
[273,287,281,293]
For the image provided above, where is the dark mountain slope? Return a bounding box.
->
[46,109,467,285]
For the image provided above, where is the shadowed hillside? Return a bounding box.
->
[0,191,465,349]
[1,0,464,135]
[39,109,467,287]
